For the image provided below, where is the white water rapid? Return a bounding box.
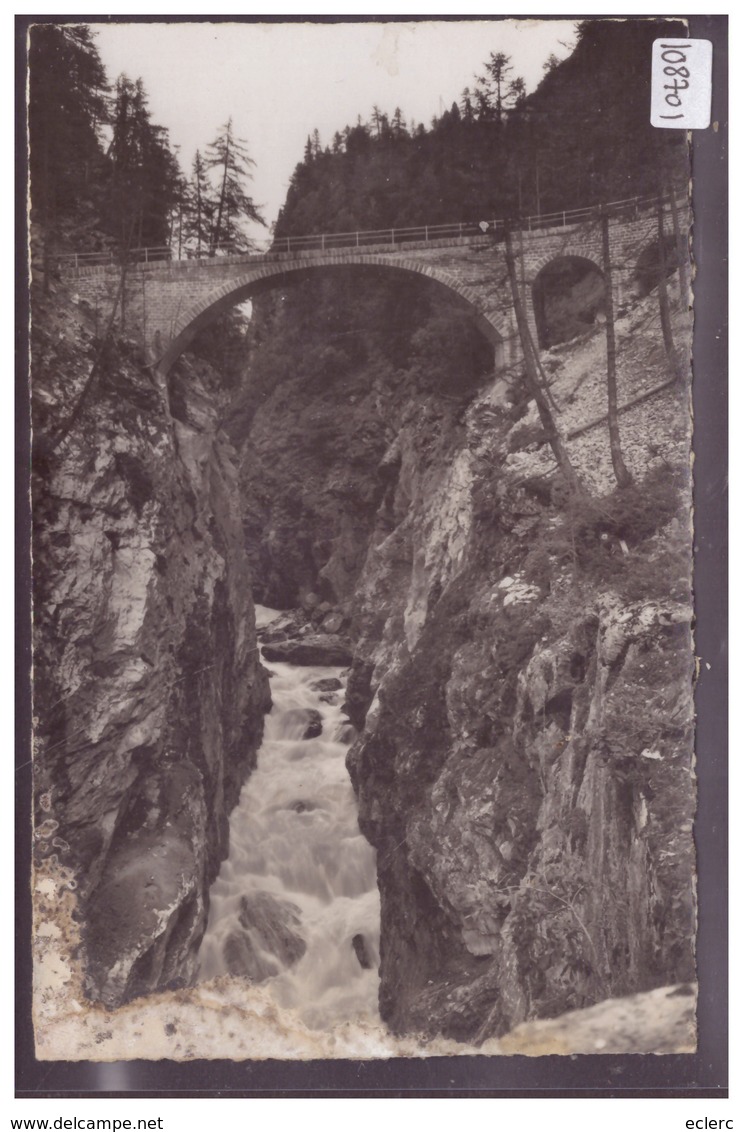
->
[198,605,381,1031]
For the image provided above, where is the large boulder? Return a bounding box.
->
[352,933,374,970]
[320,611,345,634]
[310,677,343,692]
[261,635,353,667]
[223,891,307,981]
[256,609,309,643]
[259,627,287,644]
[281,707,323,739]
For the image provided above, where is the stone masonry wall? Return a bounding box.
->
[69,201,689,374]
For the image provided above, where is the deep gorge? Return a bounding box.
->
[32,251,695,1052]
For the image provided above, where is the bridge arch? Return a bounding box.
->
[154,255,511,376]
[529,246,603,279]
[531,252,605,349]
[632,234,679,298]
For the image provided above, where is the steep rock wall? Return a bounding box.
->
[32,288,270,1007]
[30,269,694,1044]
[237,280,695,1042]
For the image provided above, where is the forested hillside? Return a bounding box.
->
[275,19,688,237]
[29,19,687,271]
[222,17,690,608]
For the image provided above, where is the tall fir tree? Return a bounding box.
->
[106,74,181,251]
[28,23,109,281]
[185,149,214,256]
[205,117,264,253]
[477,51,514,123]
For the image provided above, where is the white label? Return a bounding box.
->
[651,38,712,129]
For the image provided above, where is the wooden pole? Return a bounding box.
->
[667,184,689,311]
[600,208,632,487]
[656,199,684,382]
[504,226,584,496]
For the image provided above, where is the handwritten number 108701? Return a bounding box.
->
[659,44,692,119]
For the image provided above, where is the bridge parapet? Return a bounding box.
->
[59,192,686,275]
[67,233,500,280]
[66,197,689,377]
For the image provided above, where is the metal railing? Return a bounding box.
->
[266,220,501,254]
[59,245,172,269]
[521,192,665,231]
[57,192,685,272]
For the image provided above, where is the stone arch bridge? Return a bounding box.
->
[67,198,687,378]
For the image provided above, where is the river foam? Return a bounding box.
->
[198,605,381,1031]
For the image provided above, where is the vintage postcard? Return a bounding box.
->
[20,14,725,1088]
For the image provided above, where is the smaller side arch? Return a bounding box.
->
[631,234,681,298]
[528,244,603,281]
[531,253,606,349]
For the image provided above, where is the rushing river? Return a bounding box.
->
[198,605,381,1031]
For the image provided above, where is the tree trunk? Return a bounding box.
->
[504,227,584,496]
[530,331,561,412]
[600,210,633,487]
[656,200,684,381]
[516,229,559,408]
[667,180,689,311]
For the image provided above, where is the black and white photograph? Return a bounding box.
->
[18,13,726,1089]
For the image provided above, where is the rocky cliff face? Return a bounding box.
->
[350,563,694,1040]
[32,285,270,1007]
[236,278,695,1042]
[31,267,694,1047]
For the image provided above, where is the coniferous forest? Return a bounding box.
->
[29,20,687,268]
[275,20,687,238]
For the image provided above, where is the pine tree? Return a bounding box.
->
[474,82,495,122]
[205,117,264,253]
[107,74,146,248]
[167,166,189,259]
[28,23,109,283]
[391,107,407,139]
[142,121,182,248]
[459,88,475,123]
[478,51,514,123]
[371,106,387,139]
[507,76,527,110]
[106,75,181,252]
[185,150,214,257]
